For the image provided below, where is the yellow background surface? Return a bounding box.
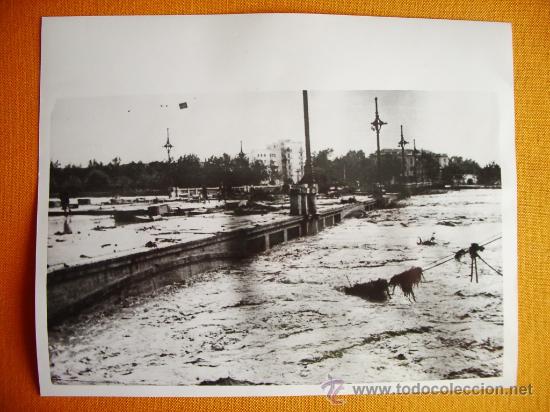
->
[0,1,548,411]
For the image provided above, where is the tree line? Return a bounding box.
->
[312,149,500,193]
[50,149,500,196]
[49,152,268,196]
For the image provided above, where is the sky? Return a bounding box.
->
[50,90,500,166]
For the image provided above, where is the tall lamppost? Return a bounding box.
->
[161,101,188,163]
[163,128,174,163]
[371,97,387,186]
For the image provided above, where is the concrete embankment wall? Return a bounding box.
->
[47,202,373,325]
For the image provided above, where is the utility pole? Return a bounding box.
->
[303,91,313,185]
[398,125,409,183]
[163,128,174,163]
[371,97,387,185]
[302,90,316,215]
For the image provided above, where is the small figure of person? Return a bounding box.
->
[218,182,226,202]
[63,217,73,234]
[60,191,70,217]
[201,185,209,203]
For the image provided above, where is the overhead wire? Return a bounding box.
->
[422,235,502,273]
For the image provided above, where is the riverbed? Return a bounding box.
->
[48,189,503,385]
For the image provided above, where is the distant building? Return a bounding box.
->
[250,139,304,184]
[375,148,449,181]
[438,155,450,169]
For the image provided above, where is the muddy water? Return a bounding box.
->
[49,189,503,385]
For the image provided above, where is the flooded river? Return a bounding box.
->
[49,189,503,385]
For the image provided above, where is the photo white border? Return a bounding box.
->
[36,13,517,397]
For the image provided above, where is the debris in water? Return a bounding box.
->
[444,367,497,379]
[437,221,456,227]
[224,299,265,308]
[198,377,259,385]
[232,201,279,216]
[343,278,391,302]
[454,248,467,261]
[389,267,424,302]
[340,196,357,204]
[469,243,485,256]
[92,225,116,231]
[417,235,436,246]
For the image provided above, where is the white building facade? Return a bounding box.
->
[249,139,304,184]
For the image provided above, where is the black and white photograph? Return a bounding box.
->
[36,15,517,397]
